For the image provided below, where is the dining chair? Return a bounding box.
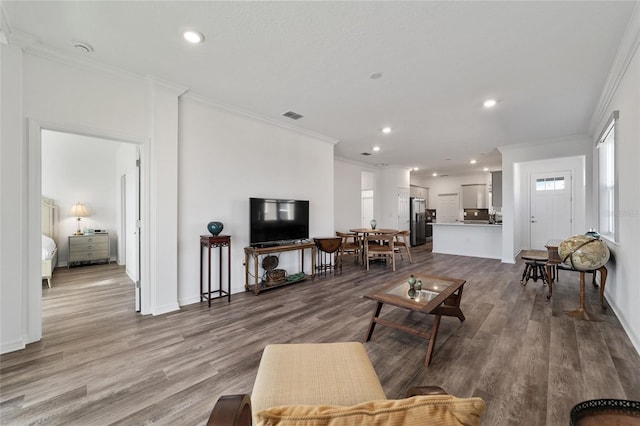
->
[365,234,396,271]
[394,230,413,263]
[336,231,361,266]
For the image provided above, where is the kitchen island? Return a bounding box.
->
[432,222,502,260]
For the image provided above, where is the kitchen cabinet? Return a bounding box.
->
[409,185,428,203]
[491,171,502,208]
[462,184,487,209]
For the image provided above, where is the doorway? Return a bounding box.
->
[529,170,573,250]
[361,190,374,228]
[437,194,460,223]
[40,129,141,309]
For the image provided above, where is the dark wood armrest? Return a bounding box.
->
[207,394,252,426]
[405,386,449,397]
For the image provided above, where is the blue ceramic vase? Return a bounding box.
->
[207,221,224,236]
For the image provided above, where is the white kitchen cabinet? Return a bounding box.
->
[461,184,487,208]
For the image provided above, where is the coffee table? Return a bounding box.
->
[364,274,466,366]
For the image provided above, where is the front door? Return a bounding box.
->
[530,171,572,249]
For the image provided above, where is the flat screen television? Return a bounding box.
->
[250,197,309,245]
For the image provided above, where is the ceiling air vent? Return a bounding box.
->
[360,152,372,156]
[282,110,304,120]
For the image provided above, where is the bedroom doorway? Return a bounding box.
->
[40,129,142,311]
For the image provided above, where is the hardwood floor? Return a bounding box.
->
[1,246,639,425]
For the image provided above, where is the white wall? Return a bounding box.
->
[41,131,121,265]
[513,155,586,252]
[0,43,26,353]
[334,159,365,233]
[499,135,593,263]
[590,22,640,353]
[376,167,410,230]
[176,95,336,305]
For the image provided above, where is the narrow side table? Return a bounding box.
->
[200,235,231,306]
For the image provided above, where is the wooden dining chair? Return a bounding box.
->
[364,234,396,271]
[394,230,413,263]
[336,231,361,266]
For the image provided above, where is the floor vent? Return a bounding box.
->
[282,111,304,120]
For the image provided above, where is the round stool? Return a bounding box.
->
[520,250,549,286]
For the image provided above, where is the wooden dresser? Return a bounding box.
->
[68,234,110,267]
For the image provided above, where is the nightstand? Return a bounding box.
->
[68,234,110,268]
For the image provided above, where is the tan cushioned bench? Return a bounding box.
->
[251,342,386,423]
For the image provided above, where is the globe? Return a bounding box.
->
[558,235,610,271]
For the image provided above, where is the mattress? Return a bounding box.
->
[42,234,57,260]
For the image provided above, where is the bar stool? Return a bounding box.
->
[520,250,549,286]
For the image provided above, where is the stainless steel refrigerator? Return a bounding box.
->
[410,197,426,246]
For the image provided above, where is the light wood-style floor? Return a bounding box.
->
[1,245,639,425]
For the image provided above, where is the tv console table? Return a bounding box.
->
[244,242,316,295]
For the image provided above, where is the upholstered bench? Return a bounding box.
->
[207,342,485,425]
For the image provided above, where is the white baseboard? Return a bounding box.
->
[1,338,26,355]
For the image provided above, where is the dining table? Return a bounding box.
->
[349,228,399,264]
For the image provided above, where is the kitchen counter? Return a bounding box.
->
[432,222,502,259]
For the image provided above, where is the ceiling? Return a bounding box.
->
[2,1,637,176]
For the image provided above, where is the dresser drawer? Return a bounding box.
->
[69,241,109,252]
[69,235,109,247]
[69,249,110,262]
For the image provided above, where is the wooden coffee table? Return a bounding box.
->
[364,274,466,366]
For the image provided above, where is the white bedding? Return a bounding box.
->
[42,234,56,260]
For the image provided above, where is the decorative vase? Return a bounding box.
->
[416,280,422,291]
[207,221,224,236]
[408,275,416,299]
[370,219,377,229]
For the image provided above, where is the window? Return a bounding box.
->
[597,111,618,241]
[535,177,565,191]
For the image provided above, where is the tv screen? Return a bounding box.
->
[250,198,309,245]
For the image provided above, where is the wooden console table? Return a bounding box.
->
[244,242,316,295]
[200,235,231,306]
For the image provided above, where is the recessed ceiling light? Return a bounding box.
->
[369,72,383,80]
[413,167,419,171]
[432,173,438,177]
[382,127,392,134]
[183,30,204,44]
[470,159,477,164]
[483,167,489,171]
[372,146,380,152]
[483,99,497,108]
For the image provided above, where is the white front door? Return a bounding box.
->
[530,171,572,249]
[437,194,460,223]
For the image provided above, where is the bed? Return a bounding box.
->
[42,198,58,288]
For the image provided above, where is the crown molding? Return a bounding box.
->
[498,133,590,154]
[182,92,339,145]
[21,42,145,84]
[145,75,189,97]
[589,2,640,136]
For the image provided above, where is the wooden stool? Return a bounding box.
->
[520,250,549,286]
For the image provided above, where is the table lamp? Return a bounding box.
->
[70,203,89,235]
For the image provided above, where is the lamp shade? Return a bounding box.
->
[70,203,89,218]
